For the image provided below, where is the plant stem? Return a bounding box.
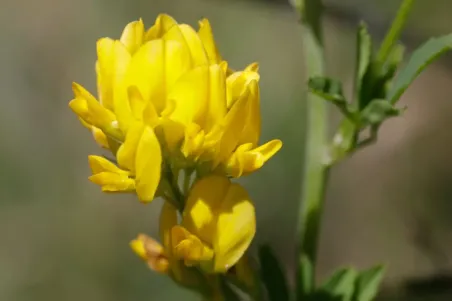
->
[377,0,415,63]
[295,0,328,294]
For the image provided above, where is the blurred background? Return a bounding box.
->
[1,0,452,299]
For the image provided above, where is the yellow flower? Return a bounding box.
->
[131,202,203,288]
[69,14,282,203]
[171,175,256,273]
[130,234,169,274]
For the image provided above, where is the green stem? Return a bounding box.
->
[295,0,328,295]
[377,0,415,63]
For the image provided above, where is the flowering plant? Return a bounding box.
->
[69,0,452,299]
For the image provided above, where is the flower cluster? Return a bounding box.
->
[69,14,281,292]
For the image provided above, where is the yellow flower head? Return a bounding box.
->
[171,175,256,273]
[69,14,282,203]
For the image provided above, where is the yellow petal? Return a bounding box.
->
[120,19,145,54]
[70,83,121,137]
[163,24,208,67]
[204,65,227,132]
[213,182,255,272]
[88,155,127,175]
[238,79,261,146]
[219,61,229,74]
[181,123,205,160]
[182,175,256,273]
[198,18,221,64]
[226,140,283,177]
[145,14,178,41]
[169,65,226,130]
[96,38,131,117]
[160,201,179,256]
[89,171,135,192]
[134,126,162,202]
[171,226,214,265]
[116,122,144,173]
[167,66,208,126]
[183,175,231,243]
[127,86,158,127]
[226,71,260,109]
[157,118,185,153]
[91,126,110,149]
[245,62,259,72]
[127,39,191,114]
[223,143,252,178]
[96,39,114,110]
[215,88,250,164]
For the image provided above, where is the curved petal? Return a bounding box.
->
[116,122,144,173]
[215,88,249,164]
[120,19,145,54]
[127,86,146,122]
[238,79,261,147]
[70,83,122,139]
[167,65,209,126]
[134,126,162,203]
[213,182,255,273]
[168,65,226,131]
[171,226,214,265]
[181,123,205,160]
[163,24,208,67]
[198,18,221,64]
[159,201,179,255]
[204,64,227,132]
[91,126,110,149]
[145,14,178,41]
[126,39,191,114]
[182,175,231,243]
[89,171,135,192]
[226,139,283,177]
[88,155,128,175]
[226,70,260,109]
[97,38,131,120]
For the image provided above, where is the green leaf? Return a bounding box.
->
[258,245,290,301]
[355,22,372,102]
[297,255,314,299]
[308,76,347,106]
[358,44,404,110]
[388,33,452,104]
[353,265,386,301]
[319,268,357,301]
[360,99,402,126]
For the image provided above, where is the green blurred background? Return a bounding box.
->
[1,0,452,300]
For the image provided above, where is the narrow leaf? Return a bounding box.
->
[353,265,386,301]
[297,255,314,299]
[355,22,372,101]
[388,34,452,103]
[258,245,290,301]
[320,268,357,301]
